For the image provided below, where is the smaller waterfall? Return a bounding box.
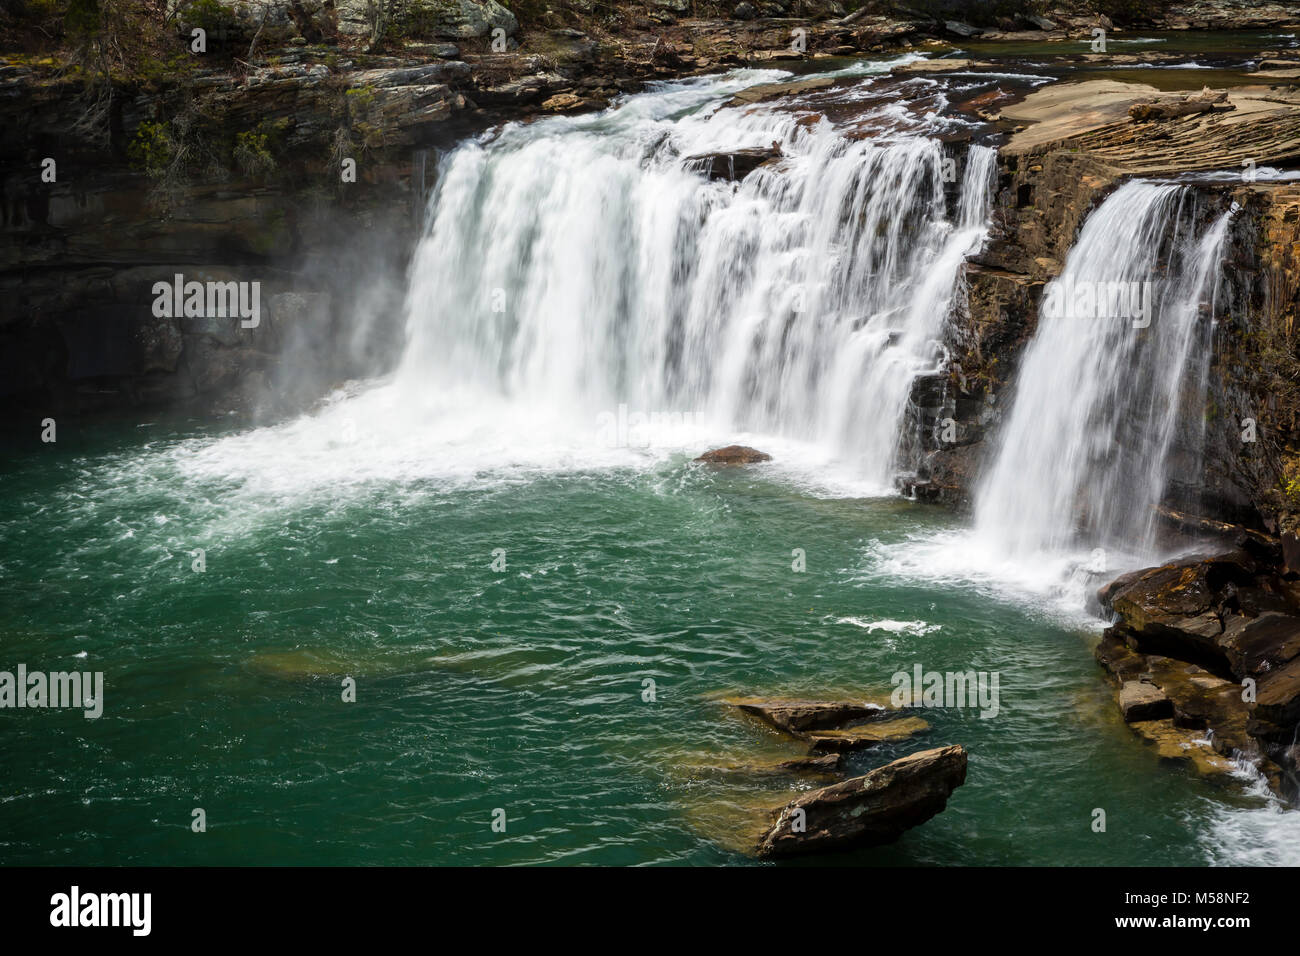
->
[973,181,1234,568]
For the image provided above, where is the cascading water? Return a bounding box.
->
[973,181,1234,572]
[394,69,996,490]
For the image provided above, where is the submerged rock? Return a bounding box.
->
[1128,718,1237,779]
[694,445,773,464]
[755,745,967,859]
[807,716,930,752]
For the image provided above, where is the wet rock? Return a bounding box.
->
[1102,553,1258,668]
[683,145,783,181]
[694,445,773,464]
[724,77,836,108]
[733,1,758,19]
[1219,612,1300,676]
[1254,657,1300,731]
[743,753,845,776]
[807,716,930,752]
[755,745,967,858]
[1128,718,1237,778]
[1119,681,1172,722]
[722,696,887,735]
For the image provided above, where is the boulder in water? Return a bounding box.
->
[722,695,888,735]
[755,745,967,858]
[694,445,772,464]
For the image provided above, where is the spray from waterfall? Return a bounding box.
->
[396,73,996,489]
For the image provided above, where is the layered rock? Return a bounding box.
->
[1097,551,1300,797]
[755,745,967,858]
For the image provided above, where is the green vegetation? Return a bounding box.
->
[126,119,175,177]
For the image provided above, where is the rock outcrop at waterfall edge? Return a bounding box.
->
[1097,543,1300,799]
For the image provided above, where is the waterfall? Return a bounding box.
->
[395,70,996,489]
[973,181,1234,569]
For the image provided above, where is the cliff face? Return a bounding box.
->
[7,2,1300,539]
[1,1,940,422]
[904,79,1300,538]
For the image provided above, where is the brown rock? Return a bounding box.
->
[1119,681,1172,723]
[722,696,887,735]
[755,745,967,858]
[683,145,782,182]
[694,445,773,464]
[807,716,930,752]
[724,76,835,108]
[1219,612,1300,677]
[1129,88,1235,122]
[1254,656,1300,731]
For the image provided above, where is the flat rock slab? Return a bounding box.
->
[756,745,967,858]
[724,77,836,108]
[1119,681,1172,722]
[807,716,930,752]
[723,696,888,735]
[1129,719,1236,778]
[1002,80,1300,176]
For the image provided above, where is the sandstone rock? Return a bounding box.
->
[541,93,584,112]
[755,745,967,858]
[747,753,845,776]
[694,445,772,464]
[1219,612,1300,677]
[1021,14,1057,30]
[1128,718,1237,778]
[725,77,835,108]
[1254,657,1300,730]
[1119,681,1173,722]
[723,696,887,735]
[1129,88,1235,123]
[807,716,930,752]
[1104,553,1258,665]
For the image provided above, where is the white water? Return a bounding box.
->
[975,182,1233,569]
[866,181,1234,615]
[390,66,996,493]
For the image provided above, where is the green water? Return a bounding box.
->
[0,422,1284,865]
[950,28,1297,90]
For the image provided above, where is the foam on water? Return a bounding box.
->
[90,58,995,518]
